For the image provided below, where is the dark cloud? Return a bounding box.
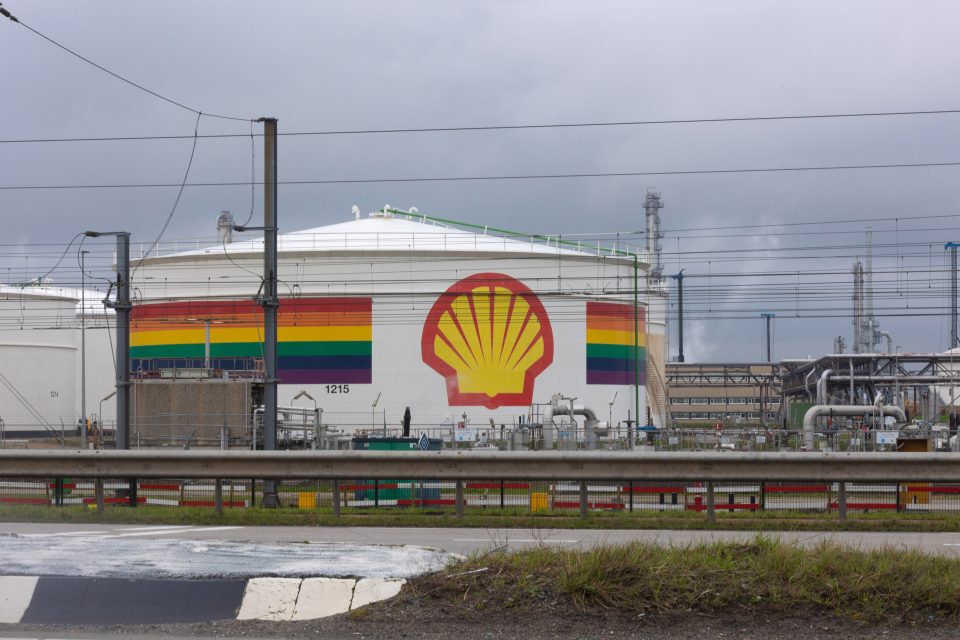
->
[1,0,958,359]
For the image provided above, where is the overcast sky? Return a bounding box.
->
[1,1,959,361]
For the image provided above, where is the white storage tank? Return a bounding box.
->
[130,208,668,432]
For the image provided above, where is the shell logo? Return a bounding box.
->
[421,273,554,408]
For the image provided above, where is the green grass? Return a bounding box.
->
[3,503,960,531]
[413,536,960,621]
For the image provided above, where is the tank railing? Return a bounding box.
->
[130,227,645,261]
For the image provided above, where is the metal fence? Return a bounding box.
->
[2,477,957,522]
[2,450,960,523]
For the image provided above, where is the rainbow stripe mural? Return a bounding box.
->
[130,298,372,384]
[585,301,645,386]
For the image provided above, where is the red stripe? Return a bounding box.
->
[624,486,685,494]
[465,482,530,490]
[586,301,644,320]
[47,483,78,490]
[132,298,371,320]
[765,484,829,493]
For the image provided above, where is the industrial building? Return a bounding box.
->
[666,362,781,427]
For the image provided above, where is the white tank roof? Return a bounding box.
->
[0,284,113,316]
[153,212,615,260]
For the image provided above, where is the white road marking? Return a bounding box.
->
[19,525,241,539]
[97,526,242,538]
[453,538,579,543]
[0,576,38,624]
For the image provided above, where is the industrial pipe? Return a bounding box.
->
[816,369,833,405]
[876,330,894,354]
[805,369,816,402]
[802,403,907,450]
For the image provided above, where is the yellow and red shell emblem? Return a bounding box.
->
[421,273,554,408]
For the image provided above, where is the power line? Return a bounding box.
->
[2,160,959,191]
[3,108,960,145]
[132,112,203,276]
[1,4,251,123]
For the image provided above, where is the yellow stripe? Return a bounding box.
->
[131,325,371,346]
[586,328,645,347]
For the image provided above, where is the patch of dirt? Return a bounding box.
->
[6,600,958,639]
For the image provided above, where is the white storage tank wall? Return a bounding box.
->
[133,248,650,431]
[0,289,78,436]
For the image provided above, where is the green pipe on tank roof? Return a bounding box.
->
[384,207,639,259]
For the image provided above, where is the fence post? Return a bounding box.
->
[214,479,223,516]
[838,481,848,522]
[95,478,104,513]
[455,480,464,520]
[706,481,716,523]
[579,480,589,518]
[332,479,341,518]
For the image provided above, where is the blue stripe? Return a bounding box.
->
[586,356,641,372]
[278,354,371,370]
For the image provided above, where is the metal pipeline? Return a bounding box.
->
[876,330,894,353]
[805,369,816,402]
[816,369,833,405]
[544,396,607,449]
[542,404,555,449]
[802,403,907,450]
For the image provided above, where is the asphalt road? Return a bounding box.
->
[3,522,960,557]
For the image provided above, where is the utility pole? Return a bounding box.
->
[85,231,131,450]
[673,269,685,362]
[261,117,280,507]
[80,250,88,449]
[947,242,959,349]
[761,313,775,362]
[230,118,280,507]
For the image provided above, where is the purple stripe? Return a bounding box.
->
[587,370,647,386]
[280,369,371,384]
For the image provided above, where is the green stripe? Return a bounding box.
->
[130,344,203,359]
[131,341,371,359]
[586,344,646,360]
[280,341,370,356]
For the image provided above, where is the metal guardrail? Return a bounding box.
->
[2,450,960,482]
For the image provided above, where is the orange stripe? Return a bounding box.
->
[586,316,641,332]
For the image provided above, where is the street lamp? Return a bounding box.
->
[80,249,89,449]
[98,390,116,448]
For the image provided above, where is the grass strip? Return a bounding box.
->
[3,504,960,531]
[411,536,960,622]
